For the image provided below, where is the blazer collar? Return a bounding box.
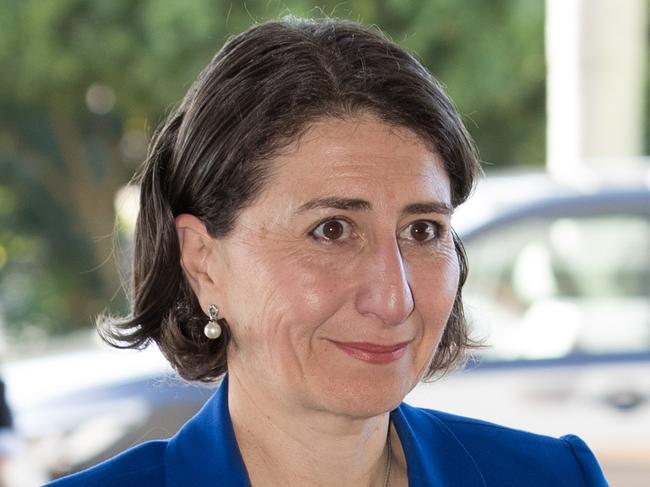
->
[165,376,250,486]
[391,402,487,487]
[165,376,485,486]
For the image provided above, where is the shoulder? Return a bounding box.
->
[44,440,167,487]
[398,403,609,486]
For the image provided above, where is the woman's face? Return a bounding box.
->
[209,114,459,418]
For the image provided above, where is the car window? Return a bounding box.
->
[463,213,650,361]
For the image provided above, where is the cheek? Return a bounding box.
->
[227,248,348,347]
[226,252,354,391]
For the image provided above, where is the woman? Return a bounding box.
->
[47,18,609,487]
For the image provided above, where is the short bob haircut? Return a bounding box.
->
[101,17,481,383]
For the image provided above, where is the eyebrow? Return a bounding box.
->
[296,197,453,216]
[403,201,453,216]
[297,197,370,213]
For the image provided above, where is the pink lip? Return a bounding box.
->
[332,340,410,364]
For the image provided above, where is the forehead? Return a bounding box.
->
[263,115,451,205]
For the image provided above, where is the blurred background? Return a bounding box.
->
[0,0,648,485]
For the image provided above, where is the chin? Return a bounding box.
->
[312,371,416,418]
[330,391,408,419]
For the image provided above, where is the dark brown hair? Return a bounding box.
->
[100,17,481,382]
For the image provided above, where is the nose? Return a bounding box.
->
[354,239,415,326]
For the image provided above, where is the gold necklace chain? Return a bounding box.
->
[382,426,392,487]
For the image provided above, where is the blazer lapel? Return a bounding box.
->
[165,377,250,487]
[392,403,487,487]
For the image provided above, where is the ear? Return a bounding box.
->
[175,214,217,302]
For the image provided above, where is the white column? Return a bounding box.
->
[546,0,648,184]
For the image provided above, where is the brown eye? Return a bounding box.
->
[400,221,438,242]
[311,219,352,241]
[322,220,343,239]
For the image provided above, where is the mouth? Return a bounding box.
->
[330,340,410,364]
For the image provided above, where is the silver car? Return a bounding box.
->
[407,183,650,487]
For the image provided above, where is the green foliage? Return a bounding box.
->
[0,0,546,342]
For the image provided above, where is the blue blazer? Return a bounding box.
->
[46,376,609,486]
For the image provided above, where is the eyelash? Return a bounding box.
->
[308,218,444,245]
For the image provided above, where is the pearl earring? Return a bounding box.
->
[204,304,222,339]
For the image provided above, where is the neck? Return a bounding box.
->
[227,371,392,487]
